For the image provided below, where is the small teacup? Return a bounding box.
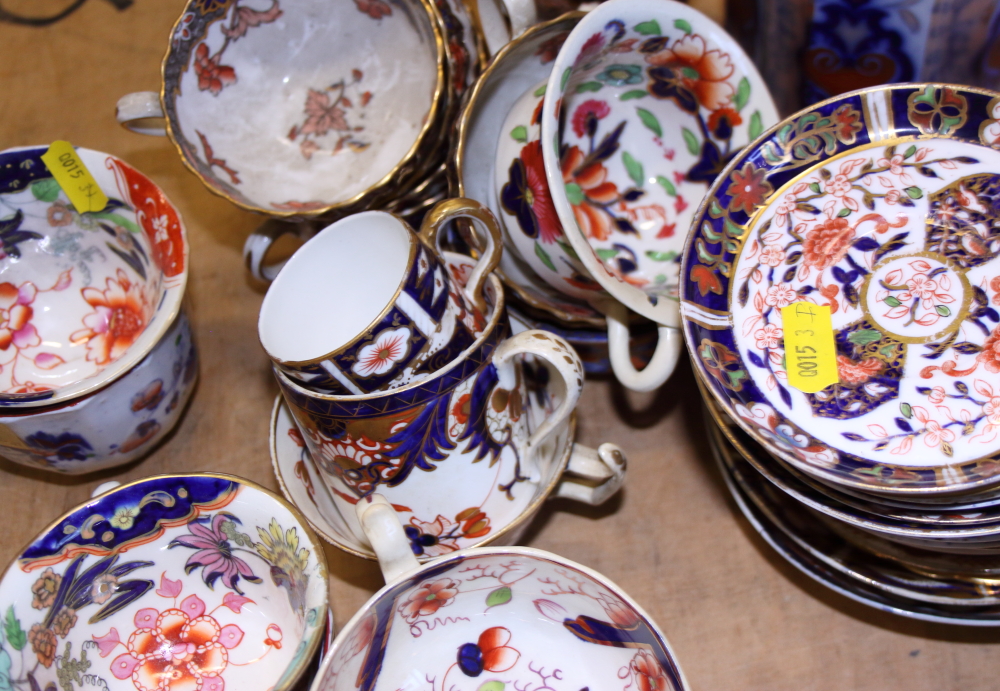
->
[274,269,603,554]
[490,0,778,390]
[307,494,689,691]
[257,199,501,395]
[0,473,329,691]
[0,145,189,408]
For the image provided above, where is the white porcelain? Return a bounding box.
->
[306,495,688,691]
[0,473,329,691]
[0,307,197,474]
[0,145,189,408]
[505,0,779,390]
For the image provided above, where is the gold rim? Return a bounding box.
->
[159,0,450,219]
[0,471,329,691]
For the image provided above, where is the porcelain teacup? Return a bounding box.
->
[257,199,501,395]
[306,494,689,691]
[0,473,329,691]
[273,268,611,556]
[490,0,778,390]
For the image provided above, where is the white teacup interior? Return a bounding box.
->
[259,212,411,362]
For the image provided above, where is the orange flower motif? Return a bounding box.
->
[836,355,881,384]
[70,269,153,366]
[646,34,735,111]
[802,217,854,271]
[399,578,459,621]
[631,650,670,691]
[561,145,619,241]
[0,281,40,351]
[979,326,1000,374]
[193,43,236,95]
[725,163,772,215]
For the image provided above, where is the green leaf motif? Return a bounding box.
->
[3,608,24,652]
[847,329,882,346]
[560,67,572,91]
[596,248,620,260]
[646,250,678,261]
[576,81,603,93]
[636,108,662,137]
[654,273,667,284]
[0,645,11,691]
[734,77,751,112]
[655,175,677,197]
[900,402,913,419]
[622,151,644,187]
[749,110,763,140]
[565,182,584,206]
[535,242,556,272]
[673,18,692,34]
[682,127,699,156]
[486,587,512,608]
[634,20,661,35]
[510,126,528,143]
[533,83,547,97]
[479,682,505,691]
[883,296,902,307]
[30,178,61,203]
[903,145,917,159]
[621,90,647,101]
[936,304,951,317]
[904,186,923,199]
[808,182,821,194]
[86,211,140,234]
[836,207,852,217]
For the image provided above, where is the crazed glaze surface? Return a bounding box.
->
[683,84,1000,495]
[0,146,188,407]
[534,0,777,318]
[0,474,328,691]
[0,308,197,474]
[163,0,442,214]
[311,549,687,691]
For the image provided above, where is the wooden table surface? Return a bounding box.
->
[2,2,999,689]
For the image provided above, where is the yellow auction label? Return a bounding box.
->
[781,302,838,393]
[40,141,108,214]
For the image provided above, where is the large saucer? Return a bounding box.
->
[270,395,575,560]
[709,418,1000,624]
[684,83,1000,497]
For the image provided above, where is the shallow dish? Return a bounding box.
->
[0,146,188,407]
[0,473,329,691]
[684,83,1000,496]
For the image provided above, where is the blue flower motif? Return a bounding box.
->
[596,64,643,86]
[26,431,93,461]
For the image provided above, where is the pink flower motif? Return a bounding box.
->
[571,100,610,138]
[754,323,783,350]
[69,269,152,366]
[533,599,568,622]
[406,515,460,557]
[764,284,797,308]
[168,515,262,593]
[399,578,459,622]
[923,420,955,448]
[928,386,946,404]
[884,189,901,205]
[759,244,785,267]
[0,281,40,352]
[877,153,914,185]
[352,327,411,377]
[825,174,852,198]
[772,194,797,227]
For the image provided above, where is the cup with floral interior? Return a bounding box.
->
[0,145,188,409]
[257,198,501,395]
[116,0,461,219]
[305,493,689,691]
[492,0,778,390]
[0,473,329,691]
[273,267,622,557]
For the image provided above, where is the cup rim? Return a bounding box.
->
[0,145,189,409]
[269,394,576,560]
[449,12,607,327]
[272,269,506,401]
[258,211,424,367]
[310,544,690,691]
[0,471,330,691]
[158,0,450,219]
[539,0,777,327]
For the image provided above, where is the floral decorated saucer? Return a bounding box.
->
[684,84,1000,496]
[0,474,329,691]
[0,146,187,407]
[712,426,1000,625]
[270,393,575,560]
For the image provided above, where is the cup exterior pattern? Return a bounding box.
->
[0,475,328,691]
[0,309,198,474]
[276,242,483,395]
[315,550,686,691]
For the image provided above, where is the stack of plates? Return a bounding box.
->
[681,83,1000,624]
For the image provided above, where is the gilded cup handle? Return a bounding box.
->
[604,301,683,392]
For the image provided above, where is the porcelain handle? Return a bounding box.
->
[116,92,167,136]
[492,330,584,481]
[605,302,682,392]
[355,494,421,584]
[501,0,537,38]
[554,443,627,505]
[419,198,503,315]
[243,218,319,282]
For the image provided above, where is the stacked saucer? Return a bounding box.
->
[682,83,1000,623]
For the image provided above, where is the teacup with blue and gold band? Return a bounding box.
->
[258,199,502,396]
